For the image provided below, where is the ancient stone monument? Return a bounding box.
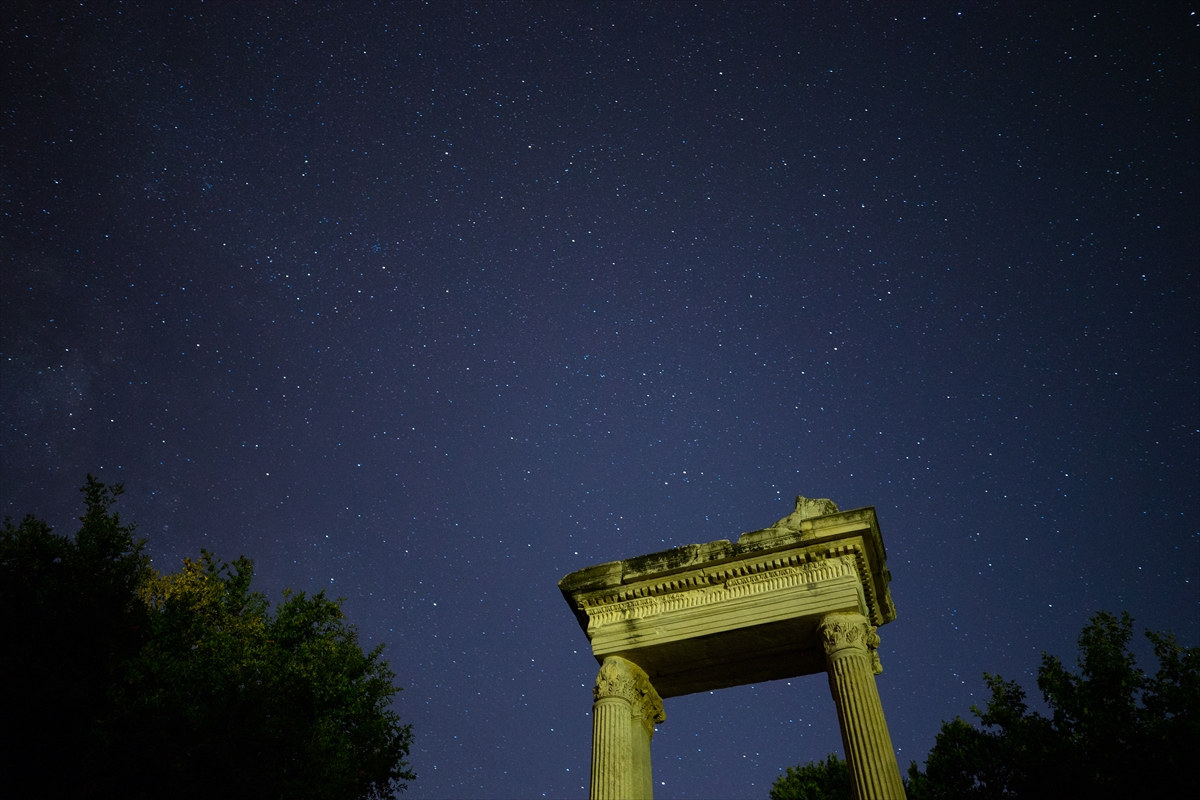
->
[559,496,906,800]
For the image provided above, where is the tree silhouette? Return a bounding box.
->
[1,476,414,799]
[907,611,1197,799]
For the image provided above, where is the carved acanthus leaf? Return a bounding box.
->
[593,656,665,725]
[819,612,878,655]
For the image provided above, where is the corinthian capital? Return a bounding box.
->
[593,656,665,724]
[819,612,880,658]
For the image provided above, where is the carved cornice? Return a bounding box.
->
[583,552,868,631]
[819,612,883,673]
[594,656,665,729]
[562,505,898,696]
[560,506,897,634]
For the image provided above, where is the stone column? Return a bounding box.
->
[819,613,906,800]
[590,656,665,800]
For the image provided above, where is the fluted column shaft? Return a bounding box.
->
[629,702,655,799]
[590,656,665,800]
[591,695,634,799]
[820,613,906,800]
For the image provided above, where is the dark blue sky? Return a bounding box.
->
[3,3,1196,797]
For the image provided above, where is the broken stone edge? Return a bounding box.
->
[559,505,896,636]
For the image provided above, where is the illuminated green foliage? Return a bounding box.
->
[0,476,414,799]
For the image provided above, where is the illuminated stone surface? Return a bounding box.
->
[820,612,907,798]
[590,656,663,800]
[561,497,905,800]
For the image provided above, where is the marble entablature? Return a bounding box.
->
[560,496,907,799]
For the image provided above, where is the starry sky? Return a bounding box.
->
[3,3,1197,798]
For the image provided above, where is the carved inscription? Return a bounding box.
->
[584,555,861,631]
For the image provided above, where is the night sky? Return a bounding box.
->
[3,3,1197,798]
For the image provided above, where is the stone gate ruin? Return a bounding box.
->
[558,496,906,800]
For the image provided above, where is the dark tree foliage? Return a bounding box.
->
[1,477,151,795]
[906,611,1198,799]
[0,477,414,799]
[769,753,851,800]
